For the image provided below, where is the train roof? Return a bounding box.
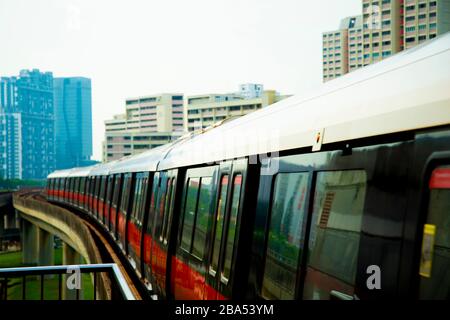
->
[89,160,119,176]
[158,32,450,170]
[108,139,185,174]
[47,168,74,179]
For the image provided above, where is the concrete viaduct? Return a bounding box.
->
[1,190,142,300]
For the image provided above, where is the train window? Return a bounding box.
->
[132,175,146,223]
[262,172,310,300]
[80,177,85,194]
[192,177,213,259]
[156,180,167,238]
[164,178,177,243]
[161,178,173,242]
[138,176,149,222]
[303,170,366,300]
[95,177,100,199]
[222,174,243,281]
[180,178,200,251]
[120,176,132,214]
[147,175,160,235]
[99,176,106,201]
[419,166,450,299]
[112,175,121,208]
[211,175,229,272]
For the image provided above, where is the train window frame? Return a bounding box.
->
[163,177,177,245]
[209,174,230,276]
[120,174,133,216]
[302,169,367,300]
[220,173,243,285]
[261,171,311,300]
[180,177,201,253]
[146,174,161,237]
[155,177,168,240]
[160,178,173,243]
[137,175,149,224]
[191,177,214,261]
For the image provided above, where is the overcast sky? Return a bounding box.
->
[0,0,360,160]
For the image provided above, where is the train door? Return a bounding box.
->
[127,172,150,272]
[148,170,177,297]
[173,166,219,300]
[417,165,450,299]
[150,172,169,293]
[143,172,160,287]
[208,159,249,300]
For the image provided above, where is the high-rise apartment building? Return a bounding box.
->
[0,69,55,180]
[323,0,450,82]
[186,87,290,132]
[404,0,450,49]
[54,77,93,170]
[323,16,362,81]
[103,93,185,162]
[361,0,404,66]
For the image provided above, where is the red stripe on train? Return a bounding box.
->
[171,256,226,300]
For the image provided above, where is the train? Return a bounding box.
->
[45,33,450,300]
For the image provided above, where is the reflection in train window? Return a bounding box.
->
[222,174,243,281]
[211,175,229,273]
[262,172,310,300]
[192,177,213,259]
[181,178,200,251]
[303,170,366,300]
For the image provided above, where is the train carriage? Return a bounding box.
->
[45,33,450,300]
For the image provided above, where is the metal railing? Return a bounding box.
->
[0,263,135,300]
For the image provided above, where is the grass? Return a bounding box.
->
[0,249,94,300]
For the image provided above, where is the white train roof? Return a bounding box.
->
[109,140,186,174]
[158,32,450,170]
[47,168,75,179]
[89,160,119,176]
